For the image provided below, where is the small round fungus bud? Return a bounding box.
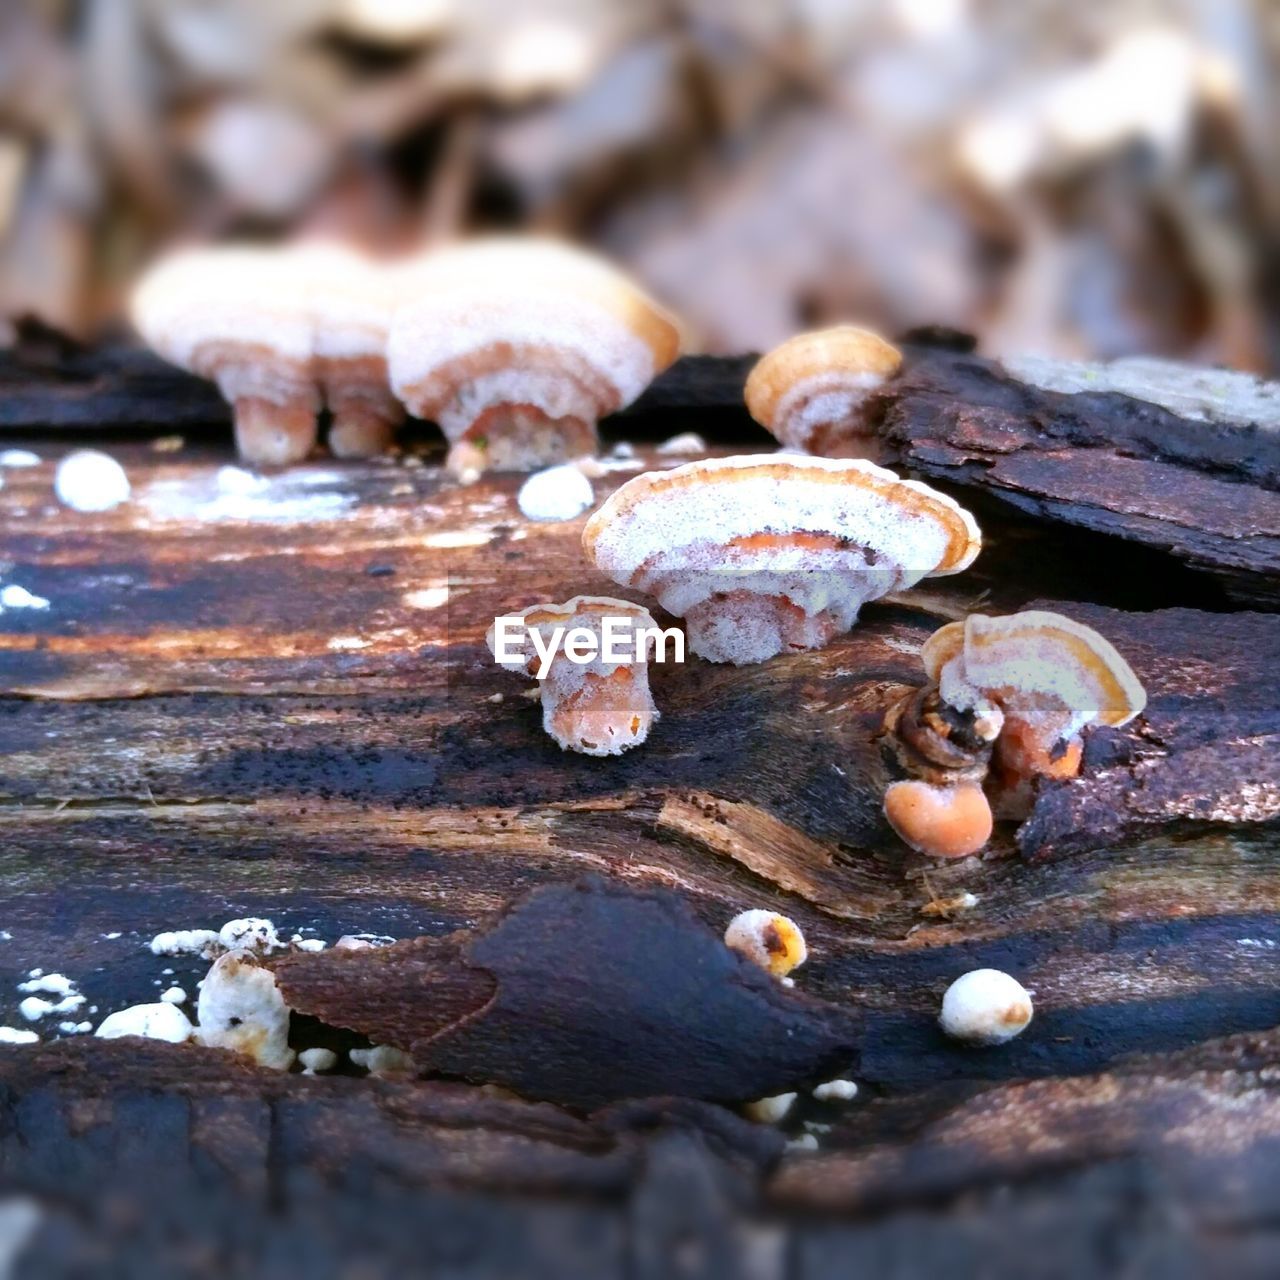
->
[939,969,1033,1045]
[55,450,131,512]
[724,909,808,978]
[883,779,993,858]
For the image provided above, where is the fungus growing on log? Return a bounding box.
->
[724,910,808,978]
[131,242,402,465]
[883,779,994,859]
[745,325,902,458]
[132,246,321,466]
[939,968,1034,1045]
[388,238,681,474]
[303,242,405,459]
[924,610,1146,813]
[582,455,980,664]
[487,596,661,755]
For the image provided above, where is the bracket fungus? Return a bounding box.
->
[745,325,903,458]
[303,242,405,459]
[582,455,980,664]
[387,238,681,474]
[924,611,1147,811]
[486,595,661,756]
[132,242,402,466]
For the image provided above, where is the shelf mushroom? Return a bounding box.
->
[302,242,405,459]
[487,596,661,756]
[133,246,320,466]
[745,325,903,459]
[582,455,981,664]
[387,238,682,475]
[132,242,402,466]
[923,610,1147,814]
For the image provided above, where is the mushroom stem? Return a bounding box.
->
[543,665,655,757]
[328,401,403,459]
[683,593,844,665]
[447,407,598,476]
[233,397,319,467]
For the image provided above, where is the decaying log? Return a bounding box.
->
[881,338,1280,606]
[274,878,858,1108]
[1017,604,1280,858]
[1,343,1278,1274]
[6,1027,1280,1276]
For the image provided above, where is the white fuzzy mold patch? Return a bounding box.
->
[141,465,355,524]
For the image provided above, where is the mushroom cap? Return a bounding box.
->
[294,240,400,364]
[582,455,981,640]
[927,610,1147,740]
[745,326,903,451]
[486,595,658,677]
[131,246,317,409]
[387,238,681,437]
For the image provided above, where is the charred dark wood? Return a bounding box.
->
[274,878,859,1108]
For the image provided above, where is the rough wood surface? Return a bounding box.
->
[0,356,1277,1275]
[881,339,1280,606]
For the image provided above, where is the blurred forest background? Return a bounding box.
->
[2,0,1279,369]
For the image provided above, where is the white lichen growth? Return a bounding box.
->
[812,1078,859,1103]
[349,1044,414,1076]
[939,968,1034,1046]
[742,1092,797,1125]
[299,1047,338,1075]
[0,585,50,610]
[149,928,220,958]
[17,974,84,1021]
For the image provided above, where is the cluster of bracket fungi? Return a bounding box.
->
[133,242,1148,860]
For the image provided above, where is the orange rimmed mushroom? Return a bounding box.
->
[132,246,320,466]
[745,326,903,458]
[132,241,403,465]
[388,238,681,475]
[924,610,1147,811]
[303,241,405,458]
[582,454,981,665]
[486,595,660,756]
